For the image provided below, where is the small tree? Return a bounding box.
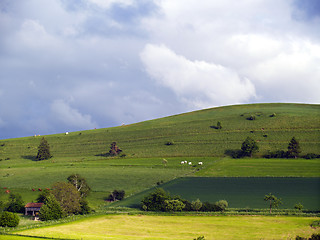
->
[5,193,24,213]
[39,194,63,221]
[0,211,19,227]
[107,190,125,202]
[264,193,282,213]
[67,174,91,198]
[36,137,52,161]
[108,142,122,156]
[294,203,304,211]
[241,137,259,157]
[287,137,301,158]
[217,121,222,129]
[191,199,203,212]
[214,200,228,212]
[164,199,185,212]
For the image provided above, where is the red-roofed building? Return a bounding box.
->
[25,202,44,216]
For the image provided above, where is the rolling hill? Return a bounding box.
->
[0,103,319,210]
[0,103,319,159]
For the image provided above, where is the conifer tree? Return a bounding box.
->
[36,137,52,161]
[108,142,122,156]
[287,137,301,158]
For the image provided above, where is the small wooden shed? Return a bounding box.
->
[25,202,44,216]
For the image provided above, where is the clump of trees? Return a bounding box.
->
[225,137,259,158]
[38,174,92,221]
[141,188,228,212]
[106,190,125,202]
[4,193,24,213]
[36,137,52,161]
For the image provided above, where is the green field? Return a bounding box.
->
[6,215,318,240]
[112,177,320,210]
[0,103,319,239]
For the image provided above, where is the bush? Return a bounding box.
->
[165,140,174,146]
[141,188,171,211]
[0,211,19,227]
[304,153,320,159]
[246,115,256,120]
[264,150,288,159]
[214,200,228,212]
[39,195,63,221]
[5,193,24,213]
[164,199,185,212]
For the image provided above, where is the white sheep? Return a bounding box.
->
[181,161,185,164]
[188,162,192,165]
[65,132,69,135]
[184,160,187,164]
[198,162,203,165]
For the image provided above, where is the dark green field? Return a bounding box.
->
[112,177,320,210]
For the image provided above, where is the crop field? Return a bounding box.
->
[6,215,319,240]
[112,177,320,210]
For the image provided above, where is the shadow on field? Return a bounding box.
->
[22,155,37,161]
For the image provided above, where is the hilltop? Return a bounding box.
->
[0,103,319,159]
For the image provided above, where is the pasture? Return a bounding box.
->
[9,215,320,240]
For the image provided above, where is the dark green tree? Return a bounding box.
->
[214,200,228,212]
[141,188,171,211]
[5,193,24,213]
[79,198,91,215]
[108,142,122,156]
[191,199,203,212]
[241,137,259,157]
[51,182,81,215]
[36,189,51,203]
[163,199,185,212]
[36,137,52,161]
[67,174,91,198]
[107,190,125,202]
[217,121,222,129]
[0,211,19,227]
[294,203,304,211]
[264,193,282,213]
[287,137,301,158]
[39,194,63,221]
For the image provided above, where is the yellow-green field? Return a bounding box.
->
[6,215,319,240]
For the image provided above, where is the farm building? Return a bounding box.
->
[25,202,44,216]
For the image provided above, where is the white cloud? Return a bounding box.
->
[140,44,256,108]
[88,0,134,9]
[50,99,96,129]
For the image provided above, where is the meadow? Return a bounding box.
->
[5,215,319,240]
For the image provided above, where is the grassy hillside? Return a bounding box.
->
[0,103,319,159]
[0,103,319,210]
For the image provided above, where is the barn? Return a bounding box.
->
[25,202,44,216]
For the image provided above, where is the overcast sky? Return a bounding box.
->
[0,0,319,139]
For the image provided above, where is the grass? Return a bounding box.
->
[0,103,319,160]
[11,214,320,240]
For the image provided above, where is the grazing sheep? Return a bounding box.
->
[184,160,187,163]
[188,162,192,165]
[181,161,185,164]
[65,132,69,135]
[198,162,203,165]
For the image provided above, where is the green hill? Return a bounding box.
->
[0,103,319,209]
[0,103,319,159]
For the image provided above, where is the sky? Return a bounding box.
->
[0,0,319,139]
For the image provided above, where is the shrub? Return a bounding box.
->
[246,115,256,120]
[201,201,216,212]
[294,203,303,211]
[141,188,171,211]
[304,153,320,159]
[0,211,19,227]
[214,200,228,212]
[107,190,125,202]
[191,199,203,211]
[264,150,288,159]
[164,199,185,212]
[165,140,174,146]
